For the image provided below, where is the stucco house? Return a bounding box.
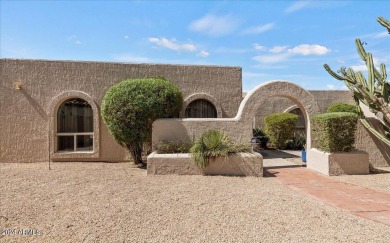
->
[1,58,389,166]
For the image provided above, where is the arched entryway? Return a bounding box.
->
[152,81,320,152]
[236,81,320,149]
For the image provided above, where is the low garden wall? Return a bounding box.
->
[307,148,369,176]
[147,152,263,177]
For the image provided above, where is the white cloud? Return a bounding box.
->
[67,35,82,45]
[124,35,129,39]
[284,1,311,13]
[287,44,329,55]
[198,50,209,57]
[326,84,349,90]
[350,64,367,72]
[243,72,268,78]
[215,47,251,54]
[242,23,275,35]
[326,84,336,90]
[148,37,197,52]
[253,44,329,64]
[189,14,240,36]
[253,43,266,51]
[269,45,288,53]
[252,53,290,63]
[375,31,389,38]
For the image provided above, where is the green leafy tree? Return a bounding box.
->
[101,77,183,165]
[324,17,390,146]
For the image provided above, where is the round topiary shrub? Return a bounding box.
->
[264,113,298,149]
[101,77,183,165]
[327,103,359,114]
[312,112,359,152]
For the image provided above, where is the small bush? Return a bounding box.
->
[253,128,269,148]
[327,103,359,114]
[285,134,306,150]
[264,113,298,149]
[190,130,251,168]
[312,112,358,152]
[156,141,192,154]
[101,77,183,165]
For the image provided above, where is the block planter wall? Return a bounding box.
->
[307,148,369,176]
[147,152,263,176]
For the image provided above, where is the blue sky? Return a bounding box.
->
[1,1,389,91]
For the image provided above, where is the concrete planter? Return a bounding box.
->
[147,152,263,176]
[307,148,369,176]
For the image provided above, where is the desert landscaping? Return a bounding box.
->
[1,161,389,242]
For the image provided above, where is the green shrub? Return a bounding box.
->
[101,77,183,165]
[253,128,269,148]
[327,103,359,114]
[312,112,359,152]
[156,141,192,154]
[285,134,306,150]
[264,113,298,149]
[190,130,251,168]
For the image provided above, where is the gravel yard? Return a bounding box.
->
[1,162,389,242]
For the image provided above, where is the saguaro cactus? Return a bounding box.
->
[324,17,390,146]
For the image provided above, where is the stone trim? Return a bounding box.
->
[180,93,223,118]
[48,91,100,160]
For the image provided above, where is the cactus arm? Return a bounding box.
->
[360,119,390,146]
[378,17,390,33]
[323,64,356,84]
[367,53,375,93]
[324,17,390,143]
[356,39,368,61]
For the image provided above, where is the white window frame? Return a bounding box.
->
[57,132,94,152]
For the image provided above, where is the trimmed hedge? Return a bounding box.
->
[101,77,183,165]
[264,113,298,149]
[312,112,358,152]
[327,103,359,114]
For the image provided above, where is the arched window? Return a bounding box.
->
[185,99,217,118]
[57,98,94,152]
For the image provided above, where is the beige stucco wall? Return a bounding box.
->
[153,81,321,150]
[0,58,242,163]
[251,91,389,167]
[253,91,355,128]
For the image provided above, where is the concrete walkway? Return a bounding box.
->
[265,167,390,226]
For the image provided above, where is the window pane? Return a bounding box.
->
[76,135,93,151]
[58,136,74,151]
[57,98,93,133]
[185,99,217,118]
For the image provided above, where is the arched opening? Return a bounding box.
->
[286,106,306,137]
[56,98,94,152]
[185,99,218,118]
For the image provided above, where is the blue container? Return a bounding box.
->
[301,150,307,163]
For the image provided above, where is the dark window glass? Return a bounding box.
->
[185,99,217,118]
[76,135,93,151]
[58,136,74,151]
[57,98,93,133]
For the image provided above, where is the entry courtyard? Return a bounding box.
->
[1,161,389,242]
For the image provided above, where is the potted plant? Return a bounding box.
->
[308,112,369,176]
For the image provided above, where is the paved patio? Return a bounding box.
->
[259,149,390,226]
[265,167,390,226]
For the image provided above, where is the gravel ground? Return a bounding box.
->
[1,162,389,242]
[331,169,390,193]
